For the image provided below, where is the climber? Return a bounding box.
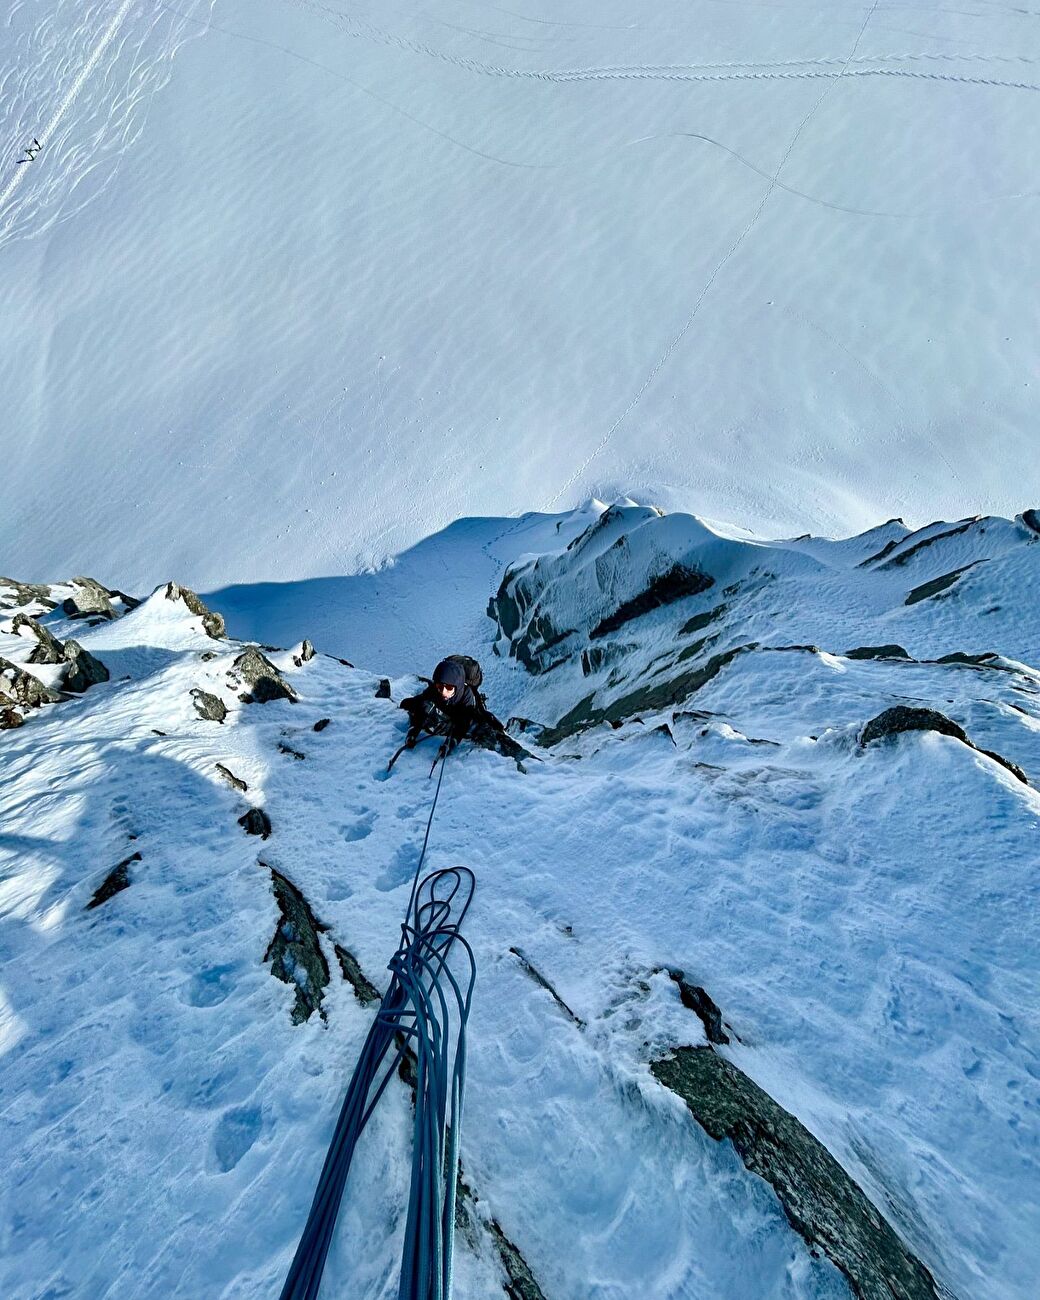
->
[388,655,533,772]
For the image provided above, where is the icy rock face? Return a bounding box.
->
[491,504,1040,749]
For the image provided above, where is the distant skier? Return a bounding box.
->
[389,655,533,771]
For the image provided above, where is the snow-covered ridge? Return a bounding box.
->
[2,508,1038,1299]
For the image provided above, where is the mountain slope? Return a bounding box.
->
[1,504,1038,1299]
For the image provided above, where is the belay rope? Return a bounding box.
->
[279,750,475,1300]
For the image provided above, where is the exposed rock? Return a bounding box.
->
[664,969,730,1045]
[191,688,227,723]
[486,1217,549,1300]
[62,640,110,693]
[904,562,983,606]
[590,564,715,639]
[163,582,226,639]
[292,640,316,667]
[216,763,248,793]
[509,947,585,1028]
[264,868,330,1023]
[0,657,62,709]
[231,646,298,704]
[846,645,912,661]
[86,853,142,910]
[239,808,272,839]
[334,944,382,1005]
[278,742,306,761]
[62,577,116,621]
[652,1047,940,1300]
[375,678,392,699]
[0,578,57,611]
[11,614,65,664]
[862,706,1028,784]
[933,651,1008,671]
[539,643,758,747]
[313,718,331,732]
[680,602,729,636]
[1,706,25,730]
[1022,508,1040,535]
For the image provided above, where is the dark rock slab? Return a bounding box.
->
[1,706,25,730]
[375,678,392,699]
[875,517,979,570]
[216,763,248,793]
[191,688,227,723]
[591,564,715,640]
[62,640,110,693]
[278,741,306,761]
[313,717,331,732]
[334,944,382,1005]
[62,577,116,621]
[487,1218,549,1300]
[1022,508,1040,535]
[11,614,65,664]
[86,852,142,910]
[652,1047,941,1300]
[0,657,62,709]
[904,562,983,606]
[163,582,226,639]
[239,808,272,839]
[232,646,298,704]
[680,602,729,636]
[264,867,330,1023]
[862,706,1027,785]
[539,643,758,747]
[846,645,912,661]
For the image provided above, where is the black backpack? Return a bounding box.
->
[445,654,482,691]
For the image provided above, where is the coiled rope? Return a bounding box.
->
[280,751,475,1300]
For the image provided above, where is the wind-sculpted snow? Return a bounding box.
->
[3,1,1040,587]
[0,0,213,250]
[1,505,1038,1298]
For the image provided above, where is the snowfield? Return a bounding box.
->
[1,503,1038,1299]
[2,0,1040,589]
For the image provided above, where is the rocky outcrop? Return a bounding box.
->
[62,577,116,621]
[1,706,25,730]
[846,645,911,661]
[264,868,331,1024]
[216,763,248,793]
[313,718,331,732]
[0,658,62,709]
[86,852,142,910]
[652,1047,941,1300]
[0,578,57,611]
[231,647,298,704]
[62,640,110,693]
[11,614,65,664]
[163,582,226,639]
[862,706,1028,785]
[292,640,316,667]
[375,678,392,699]
[239,808,272,839]
[191,688,227,723]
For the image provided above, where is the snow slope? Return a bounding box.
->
[2,0,1040,590]
[2,503,1038,1299]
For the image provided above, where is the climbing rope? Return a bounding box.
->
[279,751,475,1300]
